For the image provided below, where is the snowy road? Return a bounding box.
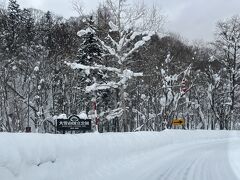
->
[121,139,240,180]
[92,134,240,180]
[0,130,240,180]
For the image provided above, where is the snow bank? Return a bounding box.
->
[0,130,240,180]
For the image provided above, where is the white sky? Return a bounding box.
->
[4,0,240,42]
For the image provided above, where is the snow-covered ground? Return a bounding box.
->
[0,130,240,180]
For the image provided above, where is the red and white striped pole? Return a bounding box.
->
[181,79,188,93]
[93,98,99,132]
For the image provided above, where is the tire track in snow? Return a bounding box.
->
[84,137,240,180]
[157,140,239,180]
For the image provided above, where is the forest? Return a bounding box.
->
[0,0,240,133]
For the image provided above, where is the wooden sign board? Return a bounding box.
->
[172,118,185,126]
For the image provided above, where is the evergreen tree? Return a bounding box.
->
[75,16,109,131]
[6,0,22,57]
[77,16,102,67]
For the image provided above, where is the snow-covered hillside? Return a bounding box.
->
[1,130,240,180]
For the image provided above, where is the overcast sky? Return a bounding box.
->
[7,0,240,42]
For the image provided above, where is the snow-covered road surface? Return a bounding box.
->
[134,139,239,180]
[0,130,240,180]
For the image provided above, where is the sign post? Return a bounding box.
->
[25,126,31,133]
[172,118,185,126]
[57,115,92,133]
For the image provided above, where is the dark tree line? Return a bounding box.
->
[0,0,240,133]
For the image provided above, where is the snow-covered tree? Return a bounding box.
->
[76,16,107,131]
[212,15,240,129]
[68,0,155,132]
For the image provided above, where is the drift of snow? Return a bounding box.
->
[86,82,119,93]
[77,27,95,37]
[130,32,142,40]
[1,130,240,180]
[118,69,143,85]
[34,66,39,72]
[52,113,88,120]
[131,32,154,52]
[165,53,172,63]
[85,69,143,92]
[66,62,121,74]
[109,21,119,32]
[78,112,88,119]
[52,114,67,120]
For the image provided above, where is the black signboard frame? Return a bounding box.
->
[57,115,92,133]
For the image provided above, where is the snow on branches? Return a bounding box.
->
[77,27,96,37]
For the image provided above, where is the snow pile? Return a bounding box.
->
[0,130,240,180]
[65,62,121,74]
[86,81,119,93]
[77,27,95,37]
[52,112,88,120]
